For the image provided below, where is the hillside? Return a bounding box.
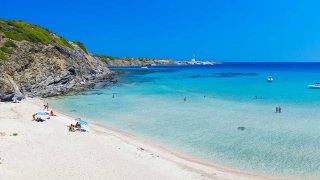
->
[0,19,111,101]
[94,55,174,67]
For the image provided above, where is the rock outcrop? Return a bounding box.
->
[93,55,221,67]
[94,55,174,67]
[105,59,174,67]
[0,20,111,101]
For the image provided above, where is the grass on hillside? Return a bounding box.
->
[74,41,88,54]
[4,40,17,47]
[0,50,8,60]
[94,54,118,62]
[94,54,170,63]
[0,19,73,48]
[1,47,13,54]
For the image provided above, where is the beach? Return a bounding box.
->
[0,98,269,180]
[47,64,320,179]
[1,2,319,179]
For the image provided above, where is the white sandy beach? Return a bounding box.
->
[0,98,273,180]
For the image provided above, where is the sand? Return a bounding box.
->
[0,98,274,180]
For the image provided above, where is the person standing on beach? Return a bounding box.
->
[279,106,282,113]
[184,97,187,102]
[276,106,279,113]
[12,95,17,103]
[43,105,48,111]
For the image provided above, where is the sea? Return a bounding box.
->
[49,62,320,179]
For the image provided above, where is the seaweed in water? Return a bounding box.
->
[83,91,105,96]
[237,126,245,131]
[70,110,77,112]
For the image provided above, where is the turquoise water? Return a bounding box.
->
[49,63,320,179]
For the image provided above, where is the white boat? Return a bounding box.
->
[308,83,320,89]
[267,76,273,82]
[141,66,148,69]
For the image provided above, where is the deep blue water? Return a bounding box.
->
[49,63,320,179]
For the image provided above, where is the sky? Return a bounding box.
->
[2,0,320,62]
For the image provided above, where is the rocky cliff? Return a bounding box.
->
[0,19,111,101]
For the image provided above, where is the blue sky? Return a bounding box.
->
[2,0,320,61]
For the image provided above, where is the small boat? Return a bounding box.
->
[141,66,148,69]
[308,83,320,89]
[267,76,273,82]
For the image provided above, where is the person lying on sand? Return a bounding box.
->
[32,113,36,120]
[67,123,86,132]
[75,122,81,129]
[49,110,56,116]
[35,117,45,122]
[68,124,76,132]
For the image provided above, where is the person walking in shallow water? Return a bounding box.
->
[184,97,187,102]
[279,106,282,113]
[276,106,279,113]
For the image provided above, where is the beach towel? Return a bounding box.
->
[36,111,49,115]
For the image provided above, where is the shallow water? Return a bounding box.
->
[49,63,320,179]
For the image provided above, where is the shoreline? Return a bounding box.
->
[85,120,280,180]
[0,98,280,180]
[47,98,280,180]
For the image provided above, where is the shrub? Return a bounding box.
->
[73,41,88,54]
[1,47,13,54]
[123,57,132,61]
[0,50,7,60]
[94,54,119,63]
[55,37,73,49]
[4,40,16,47]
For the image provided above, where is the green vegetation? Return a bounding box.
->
[74,41,88,54]
[1,47,13,54]
[55,37,73,48]
[123,57,132,61]
[12,133,18,136]
[0,50,7,60]
[123,57,165,62]
[0,19,73,48]
[0,39,16,60]
[94,54,171,64]
[4,40,17,47]
[94,54,118,63]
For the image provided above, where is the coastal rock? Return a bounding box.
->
[0,78,14,101]
[93,55,221,67]
[93,55,175,67]
[0,21,112,101]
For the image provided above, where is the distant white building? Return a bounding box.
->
[190,55,197,64]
